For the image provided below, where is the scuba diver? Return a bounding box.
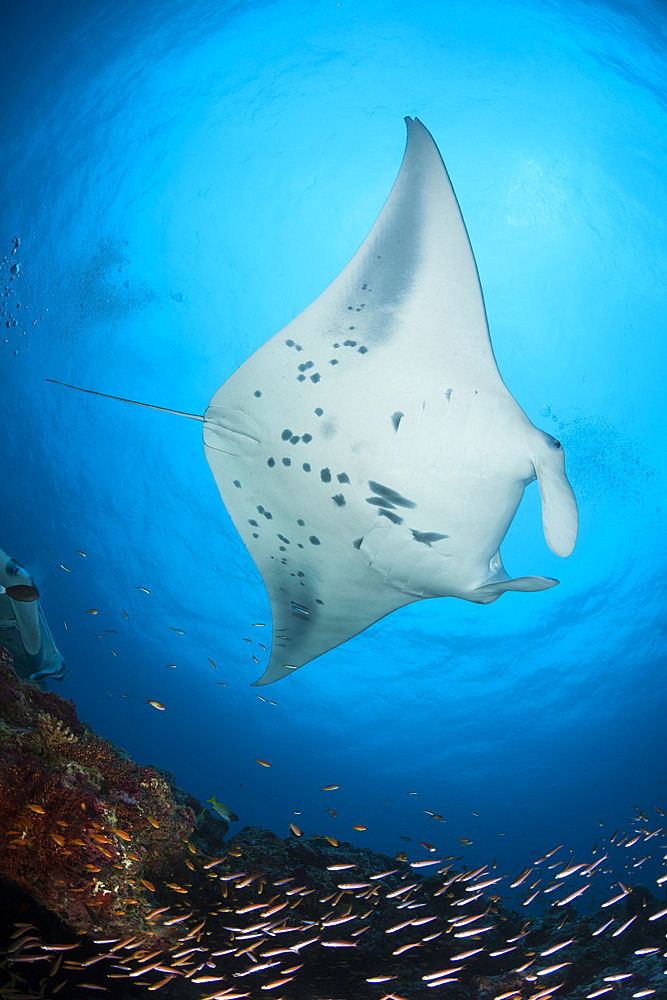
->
[0,546,66,687]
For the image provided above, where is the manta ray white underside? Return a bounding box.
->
[203,117,578,684]
[50,118,578,685]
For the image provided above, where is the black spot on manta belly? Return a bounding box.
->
[369,480,416,509]
[332,494,345,507]
[282,458,291,466]
[302,433,312,443]
[358,346,368,353]
[298,361,314,372]
[366,496,395,508]
[248,519,259,527]
[290,436,300,444]
[278,534,290,544]
[353,537,363,549]
[315,407,324,416]
[320,468,331,483]
[310,373,321,383]
[257,505,265,513]
[267,457,275,467]
[343,339,357,346]
[254,390,261,397]
[282,429,293,440]
[309,536,321,545]
[303,463,311,472]
[410,530,449,546]
[297,374,306,381]
[297,518,305,526]
[233,480,241,488]
[330,359,338,365]
[285,339,294,347]
[337,472,350,484]
[378,508,404,525]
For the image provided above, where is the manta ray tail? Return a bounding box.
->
[46,379,204,421]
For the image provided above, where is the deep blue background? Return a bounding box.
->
[1,0,665,902]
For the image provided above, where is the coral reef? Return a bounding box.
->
[0,646,195,942]
[1,645,665,999]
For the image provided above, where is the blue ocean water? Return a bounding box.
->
[1,0,665,912]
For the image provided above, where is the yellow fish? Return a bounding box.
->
[206,796,238,823]
[144,699,165,711]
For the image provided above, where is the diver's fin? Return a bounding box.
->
[46,380,204,421]
[11,599,41,656]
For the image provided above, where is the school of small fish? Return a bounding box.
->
[2,803,666,1000]
[53,547,275,704]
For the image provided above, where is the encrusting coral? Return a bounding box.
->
[0,645,195,941]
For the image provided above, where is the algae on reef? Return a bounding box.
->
[0,646,195,941]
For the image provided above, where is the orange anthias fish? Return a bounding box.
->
[144,699,165,711]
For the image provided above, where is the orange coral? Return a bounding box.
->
[0,647,195,938]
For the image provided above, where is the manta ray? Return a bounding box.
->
[49,117,578,685]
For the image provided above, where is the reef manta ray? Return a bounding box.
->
[49,117,578,685]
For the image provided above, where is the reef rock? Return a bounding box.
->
[0,646,195,939]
